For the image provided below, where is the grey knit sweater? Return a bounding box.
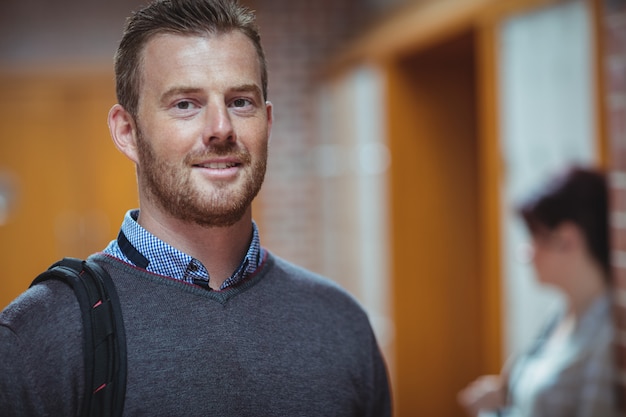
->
[0,252,391,416]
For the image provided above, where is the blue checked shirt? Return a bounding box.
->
[102,209,265,290]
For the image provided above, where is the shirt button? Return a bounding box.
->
[189,262,199,272]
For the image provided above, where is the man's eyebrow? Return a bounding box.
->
[159,86,203,104]
[230,83,262,97]
[159,84,263,104]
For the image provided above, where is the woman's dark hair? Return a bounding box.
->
[518,166,610,279]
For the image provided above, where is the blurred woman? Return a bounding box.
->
[458,166,617,417]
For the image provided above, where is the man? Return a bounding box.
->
[0,0,392,416]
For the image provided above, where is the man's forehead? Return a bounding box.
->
[135,31,264,99]
[139,31,260,74]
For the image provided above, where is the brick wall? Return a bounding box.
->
[603,0,626,410]
[248,0,375,272]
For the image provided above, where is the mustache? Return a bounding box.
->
[184,141,251,164]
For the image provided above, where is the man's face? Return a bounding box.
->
[133,31,272,227]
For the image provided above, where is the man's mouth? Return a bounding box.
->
[195,162,240,169]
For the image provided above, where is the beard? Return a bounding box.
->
[135,129,267,228]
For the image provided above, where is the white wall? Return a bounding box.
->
[498,0,598,355]
[315,65,393,355]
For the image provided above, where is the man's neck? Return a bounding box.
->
[137,207,254,289]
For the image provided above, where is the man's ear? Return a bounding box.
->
[265,101,273,143]
[108,104,140,164]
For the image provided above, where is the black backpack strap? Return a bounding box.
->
[30,257,127,417]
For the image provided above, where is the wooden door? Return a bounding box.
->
[0,71,137,309]
[386,31,489,416]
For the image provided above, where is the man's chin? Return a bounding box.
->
[169,197,250,228]
[187,209,248,228]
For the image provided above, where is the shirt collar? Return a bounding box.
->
[114,209,264,290]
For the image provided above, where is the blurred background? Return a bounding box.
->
[1,0,625,415]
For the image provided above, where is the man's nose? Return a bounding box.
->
[203,102,235,144]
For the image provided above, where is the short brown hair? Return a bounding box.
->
[518,166,610,279]
[114,0,268,117]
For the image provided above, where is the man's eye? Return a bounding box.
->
[233,98,250,107]
[175,101,193,110]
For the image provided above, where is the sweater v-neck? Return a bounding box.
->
[90,251,272,305]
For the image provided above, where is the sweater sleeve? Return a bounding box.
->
[0,282,85,416]
[0,324,45,416]
[366,334,393,417]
